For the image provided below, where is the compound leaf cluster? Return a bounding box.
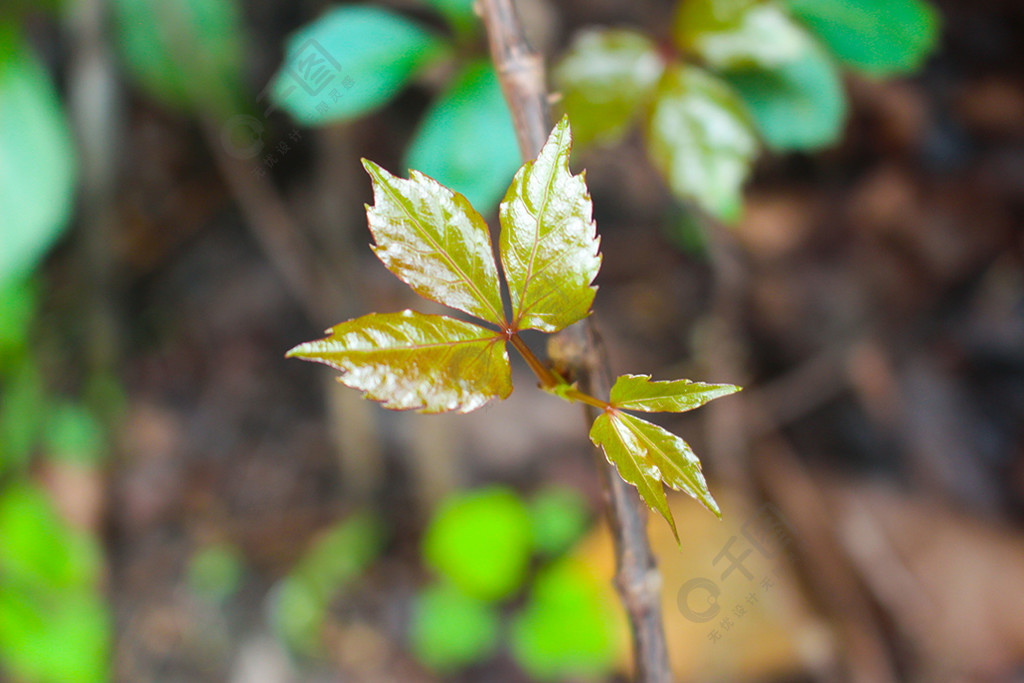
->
[289,117,739,534]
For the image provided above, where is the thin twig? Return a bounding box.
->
[478,2,671,680]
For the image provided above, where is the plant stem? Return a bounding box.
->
[508,332,560,388]
[479,2,672,681]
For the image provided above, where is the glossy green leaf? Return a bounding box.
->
[725,38,848,150]
[787,0,940,76]
[500,117,602,333]
[271,5,446,125]
[552,29,665,148]
[422,0,478,35]
[405,60,522,214]
[362,159,505,325]
[610,374,741,413]
[410,583,499,672]
[423,487,532,601]
[0,35,77,287]
[674,0,808,70]
[287,311,511,414]
[645,64,758,222]
[591,409,720,541]
[510,558,618,680]
[111,0,244,114]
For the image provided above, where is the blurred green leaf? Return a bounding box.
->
[270,510,384,655]
[645,64,758,222]
[44,403,106,466]
[552,29,664,148]
[271,5,446,125]
[405,60,521,213]
[422,0,478,35]
[409,583,499,672]
[609,373,741,413]
[0,278,35,360]
[288,311,511,414]
[0,35,76,288]
[510,558,618,681]
[187,543,244,602]
[499,116,602,333]
[0,588,109,683]
[787,0,939,76]
[674,0,808,70]
[361,159,506,326]
[725,37,847,150]
[111,0,245,114]
[423,487,532,601]
[529,487,590,557]
[0,482,103,590]
[0,362,47,474]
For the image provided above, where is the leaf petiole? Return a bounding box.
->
[508,332,609,409]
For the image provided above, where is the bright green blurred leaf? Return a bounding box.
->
[270,511,384,655]
[529,487,590,557]
[0,35,76,288]
[405,60,521,213]
[423,487,532,601]
[0,482,103,590]
[500,116,602,333]
[361,159,505,325]
[591,409,720,543]
[725,37,847,149]
[511,558,618,681]
[645,64,758,222]
[0,278,35,360]
[0,363,47,473]
[609,373,740,413]
[552,28,664,148]
[422,0,478,35]
[0,588,110,683]
[111,0,245,114]
[409,583,499,672]
[674,0,808,70]
[44,403,106,466]
[288,311,511,414]
[271,5,446,125]
[787,0,940,76]
[187,543,245,602]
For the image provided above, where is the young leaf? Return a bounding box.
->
[499,116,602,333]
[590,410,677,540]
[591,410,721,541]
[645,64,758,222]
[552,29,665,148]
[674,0,808,71]
[404,61,522,214]
[363,160,506,327]
[786,0,939,76]
[287,311,511,413]
[724,38,847,150]
[609,374,740,413]
[0,33,77,288]
[270,5,446,125]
